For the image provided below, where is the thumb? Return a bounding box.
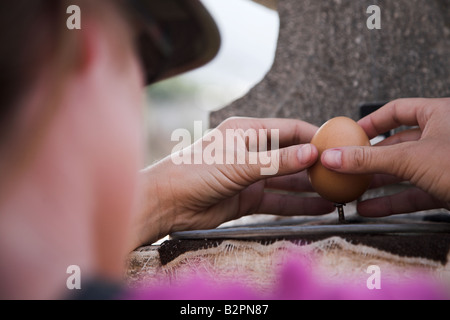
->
[321,142,415,178]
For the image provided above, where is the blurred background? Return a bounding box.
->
[143,0,279,164]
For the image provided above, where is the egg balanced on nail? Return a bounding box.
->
[307,117,373,204]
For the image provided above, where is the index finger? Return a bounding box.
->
[259,118,319,146]
[219,117,319,147]
[357,98,433,139]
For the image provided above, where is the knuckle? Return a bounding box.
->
[390,100,403,127]
[219,117,240,129]
[389,144,417,179]
[271,149,283,170]
[351,147,370,169]
[292,123,303,145]
[220,116,252,130]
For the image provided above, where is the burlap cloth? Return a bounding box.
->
[126,213,450,294]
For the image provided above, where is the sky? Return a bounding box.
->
[181,0,280,111]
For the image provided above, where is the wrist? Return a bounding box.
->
[127,166,176,251]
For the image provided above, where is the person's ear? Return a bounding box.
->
[72,17,104,77]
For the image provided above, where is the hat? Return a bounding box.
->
[128,0,221,84]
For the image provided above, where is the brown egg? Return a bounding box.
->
[308,117,373,204]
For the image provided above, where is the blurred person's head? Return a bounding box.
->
[0,0,220,299]
[0,0,145,299]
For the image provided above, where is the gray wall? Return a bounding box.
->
[211,0,450,127]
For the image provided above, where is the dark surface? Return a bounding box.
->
[159,239,222,266]
[159,233,450,266]
[210,0,450,127]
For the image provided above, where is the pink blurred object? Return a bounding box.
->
[125,258,448,300]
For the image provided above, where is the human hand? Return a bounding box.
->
[130,118,335,248]
[321,98,450,217]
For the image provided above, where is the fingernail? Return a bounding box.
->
[322,149,343,169]
[298,144,312,165]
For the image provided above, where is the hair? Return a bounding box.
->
[0,0,136,194]
[0,1,62,143]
